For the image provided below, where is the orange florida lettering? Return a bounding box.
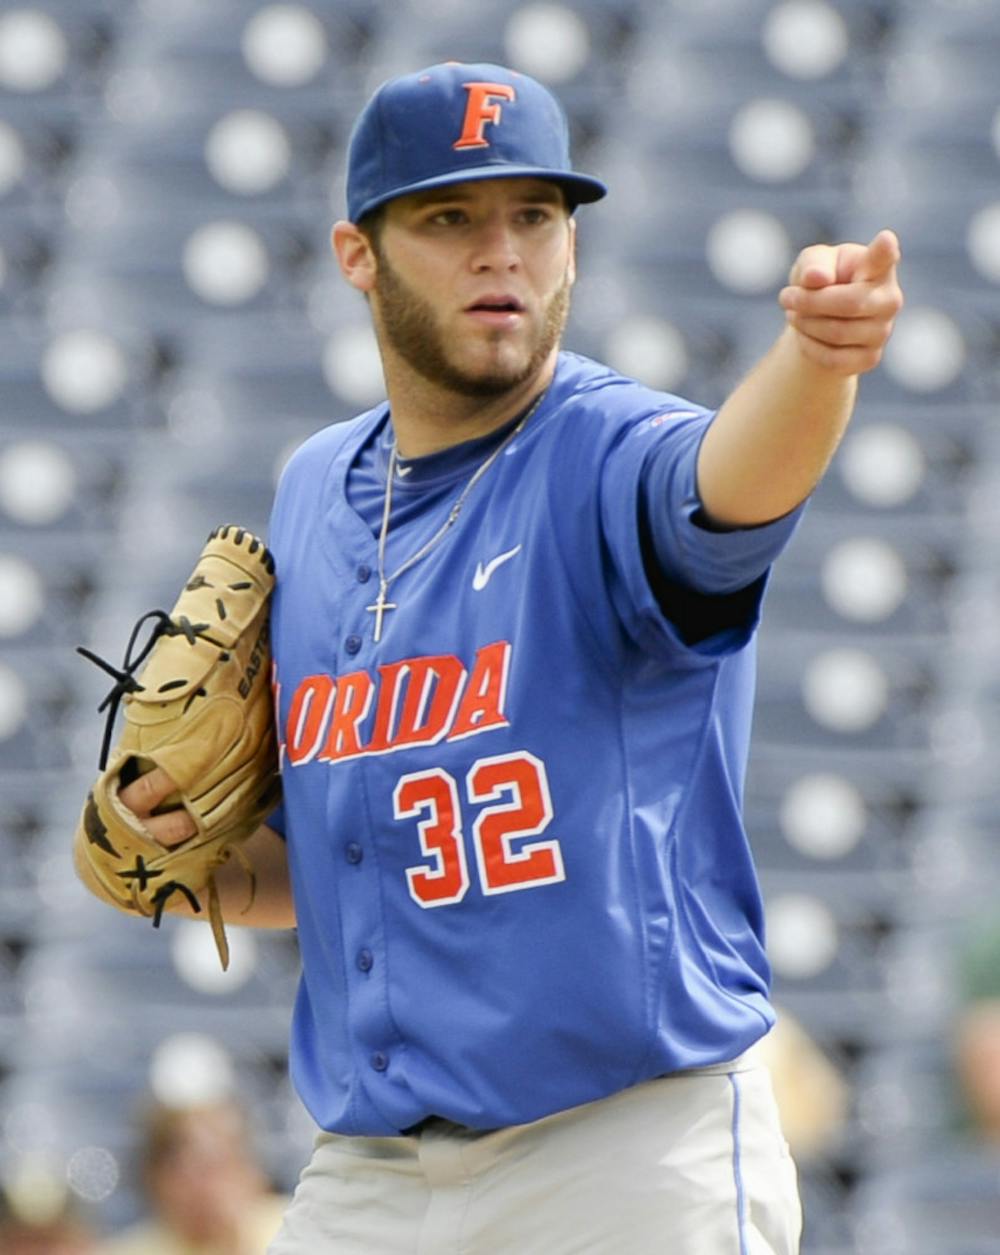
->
[366,655,466,754]
[453,82,516,150]
[280,642,512,766]
[319,669,375,762]
[286,674,335,766]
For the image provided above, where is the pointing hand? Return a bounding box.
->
[778,229,904,376]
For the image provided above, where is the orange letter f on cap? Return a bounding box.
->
[453,82,517,150]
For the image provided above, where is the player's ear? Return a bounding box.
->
[332,221,377,293]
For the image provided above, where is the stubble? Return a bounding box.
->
[371,254,571,399]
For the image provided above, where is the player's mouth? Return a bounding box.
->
[464,294,526,328]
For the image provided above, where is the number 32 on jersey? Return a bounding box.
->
[392,751,565,906]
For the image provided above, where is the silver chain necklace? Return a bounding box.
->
[366,394,543,642]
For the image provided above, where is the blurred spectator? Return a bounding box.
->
[757,1004,848,1161]
[954,998,1000,1145]
[102,1099,286,1255]
[0,1178,100,1254]
[952,915,1000,1145]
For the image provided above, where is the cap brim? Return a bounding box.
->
[352,165,607,221]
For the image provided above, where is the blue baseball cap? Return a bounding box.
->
[346,61,607,222]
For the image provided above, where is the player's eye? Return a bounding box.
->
[428,208,468,226]
[518,206,552,225]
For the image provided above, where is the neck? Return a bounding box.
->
[382,349,558,458]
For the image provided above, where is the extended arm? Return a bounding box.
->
[696,229,903,528]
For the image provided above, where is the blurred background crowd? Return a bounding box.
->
[0,1,999,1252]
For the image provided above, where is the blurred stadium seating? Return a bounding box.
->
[1,2,998,1250]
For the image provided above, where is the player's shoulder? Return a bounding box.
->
[549,352,710,436]
[276,405,386,488]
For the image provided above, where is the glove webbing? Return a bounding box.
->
[77,609,219,770]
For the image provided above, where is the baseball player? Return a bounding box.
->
[106,61,903,1254]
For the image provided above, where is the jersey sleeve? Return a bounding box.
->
[598,406,805,656]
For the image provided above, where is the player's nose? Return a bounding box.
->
[470,215,520,271]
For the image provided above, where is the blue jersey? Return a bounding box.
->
[267,351,802,1137]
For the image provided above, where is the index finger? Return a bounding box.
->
[855,229,901,283]
[118,764,179,818]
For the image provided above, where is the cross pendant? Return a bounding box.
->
[366,579,397,643]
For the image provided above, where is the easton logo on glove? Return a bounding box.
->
[73,525,282,969]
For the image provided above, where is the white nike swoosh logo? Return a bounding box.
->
[473,544,522,591]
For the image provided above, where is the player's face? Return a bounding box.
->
[368,178,576,398]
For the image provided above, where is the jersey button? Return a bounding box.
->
[345,842,363,864]
[356,564,372,583]
[344,634,362,655]
[371,1051,388,1072]
[357,949,374,973]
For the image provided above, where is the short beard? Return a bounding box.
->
[371,251,571,399]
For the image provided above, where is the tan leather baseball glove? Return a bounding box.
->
[74,525,281,970]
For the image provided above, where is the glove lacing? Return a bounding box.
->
[76,610,213,770]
